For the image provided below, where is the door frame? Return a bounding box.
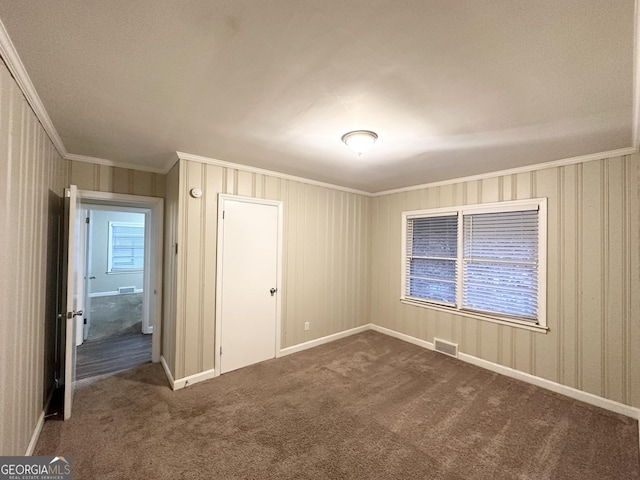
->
[82,208,91,342]
[77,189,164,363]
[83,204,153,336]
[74,206,88,347]
[214,194,283,377]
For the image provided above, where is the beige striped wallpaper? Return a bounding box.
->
[370,154,640,408]
[163,158,371,380]
[0,62,68,455]
[68,160,166,197]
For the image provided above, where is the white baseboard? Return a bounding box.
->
[89,288,143,298]
[160,355,175,389]
[172,367,217,390]
[279,324,370,357]
[369,324,640,421]
[25,411,45,456]
[25,388,55,456]
[457,352,640,420]
[369,324,435,351]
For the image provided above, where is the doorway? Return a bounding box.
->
[215,194,282,375]
[76,206,150,379]
[54,187,162,420]
[74,191,163,382]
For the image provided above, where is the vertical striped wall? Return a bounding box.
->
[68,160,166,198]
[370,155,640,408]
[165,159,371,380]
[0,61,68,455]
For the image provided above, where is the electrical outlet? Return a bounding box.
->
[304,322,310,331]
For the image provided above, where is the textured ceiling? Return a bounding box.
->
[0,0,635,192]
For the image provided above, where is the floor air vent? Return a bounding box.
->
[434,338,458,358]
[118,286,136,294]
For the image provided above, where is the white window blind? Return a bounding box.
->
[401,199,546,328]
[108,222,145,272]
[462,210,539,320]
[405,215,458,305]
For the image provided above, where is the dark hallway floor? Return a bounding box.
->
[76,333,152,380]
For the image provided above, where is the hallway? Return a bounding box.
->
[76,333,152,380]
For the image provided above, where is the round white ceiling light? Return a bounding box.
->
[341,130,378,156]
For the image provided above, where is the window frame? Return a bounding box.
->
[107,221,145,273]
[401,198,547,332]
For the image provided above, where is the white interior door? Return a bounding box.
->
[218,196,281,374]
[62,185,81,420]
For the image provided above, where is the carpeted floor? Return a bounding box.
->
[35,331,639,479]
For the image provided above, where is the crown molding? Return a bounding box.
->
[0,18,67,158]
[372,147,638,197]
[69,145,638,198]
[65,153,167,174]
[176,151,371,196]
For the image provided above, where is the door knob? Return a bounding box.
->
[270,288,277,296]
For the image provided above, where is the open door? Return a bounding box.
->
[60,185,82,420]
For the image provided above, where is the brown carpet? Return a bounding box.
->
[35,331,639,479]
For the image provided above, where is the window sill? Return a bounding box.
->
[400,299,549,333]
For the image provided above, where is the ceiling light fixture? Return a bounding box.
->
[341,130,378,156]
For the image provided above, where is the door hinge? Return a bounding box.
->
[220,346,222,355]
[222,210,225,219]
[85,217,90,224]
[174,243,178,254]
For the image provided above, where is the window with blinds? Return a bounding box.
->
[401,199,546,328]
[405,215,458,305]
[108,222,145,272]
[462,210,538,320]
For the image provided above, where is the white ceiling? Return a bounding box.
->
[0,1,635,192]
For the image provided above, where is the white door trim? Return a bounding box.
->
[214,194,283,377]
[77,190,164,363]
[83,209,92,341]
[75,206,88,347]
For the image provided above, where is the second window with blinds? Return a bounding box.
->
[401,198,547,331]
[107,221,145,273]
